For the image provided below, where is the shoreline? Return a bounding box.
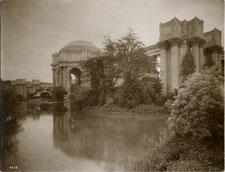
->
[87,104,170,120]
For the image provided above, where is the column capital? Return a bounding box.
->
[168,38,181,47]
[208,45,223,54]
[157,41,169,49]
[180,38,189,47]
[188,37,205,46]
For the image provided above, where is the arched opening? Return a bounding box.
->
[70,68,82,92]
[40,92,51,99]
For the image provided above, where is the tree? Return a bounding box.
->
[71,86,90,111]
[1,80,21,169]
[115,31,153,79]
[51,86,66,101]
[83,57,104,105]
[169,66,224,141]
[113,31,159,108]
[83,30,158,107]
[204,48,215,68]
[180,49,195,81]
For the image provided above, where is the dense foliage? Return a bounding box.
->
[169,67,224,141]
[71,86,91,111]
[180,49,195,81]
[203,46,223,68]
[83,57,107,106]
[204,48,215,68]
[133,135,224,171]
[1,80,21,169]
[51,86,67,101]
[82,31,161,108]
[133,66,224,171]
[114,75,164,108]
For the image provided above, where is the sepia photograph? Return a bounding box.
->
[1,0,224,171]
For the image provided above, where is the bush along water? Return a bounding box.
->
[133,66,224,171]
[51,86,67,102]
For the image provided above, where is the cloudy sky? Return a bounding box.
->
[2,0,224,82]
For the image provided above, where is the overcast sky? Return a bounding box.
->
[2,0,224,82]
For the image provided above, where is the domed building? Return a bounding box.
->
[51,40,99,94]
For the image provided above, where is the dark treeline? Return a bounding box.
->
[1,80,22,170]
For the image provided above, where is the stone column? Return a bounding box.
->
[55,69,59,87]
[179,39,188,84]
[191,38,203,73]
[218,54,222,68]
[24,85,27,99]
[170,39,179,92]
[67,68,71,94]
[212,51,219,66]
[63,67,67,89]
[20,84,23,97]
[22,85,25,98]
[52,68,56,87]
[60,67,63,86]
[159,41,168,94]
[180,39,188,66]
[199,44,204,70]
[57,67,62,86]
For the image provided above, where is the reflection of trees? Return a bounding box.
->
[18,102,54,121]
[2,82,22,170]
[53,104,170,170]
[52,103,67,116]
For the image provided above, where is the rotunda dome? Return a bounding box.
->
[61,40,98,52]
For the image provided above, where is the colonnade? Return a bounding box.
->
[52,67,71,93]
[159,37,205,94]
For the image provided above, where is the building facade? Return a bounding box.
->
[52,17,223,95]
[51,40,99,94]
[147,17,223,94]
[11,79,53,99]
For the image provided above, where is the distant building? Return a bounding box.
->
[11,79,53,100]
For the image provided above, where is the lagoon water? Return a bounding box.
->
[5,102,170,171]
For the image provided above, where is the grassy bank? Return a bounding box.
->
[132,135,224,171]
[87,104,169,120]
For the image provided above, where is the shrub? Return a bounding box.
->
[51,86,66,101]
[167,160,205,171]
[71,86,91,111]
[115,75,165,108]
[98,89,107,106]
[116,74,142,108]
[180,49,195,82]
[132,67,224,172]
[133,135,224,171]
[1,81,21,169]
[169,67,224,141]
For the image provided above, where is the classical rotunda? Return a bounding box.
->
[51,40,99,94]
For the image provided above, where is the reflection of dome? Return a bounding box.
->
[61,40,98,52]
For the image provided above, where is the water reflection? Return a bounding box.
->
[53,102,170,171]
[6,102,170,171]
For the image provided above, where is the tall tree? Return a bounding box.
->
[115,31,150,79]
[83,30,159,106]
[180,49,195,81]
